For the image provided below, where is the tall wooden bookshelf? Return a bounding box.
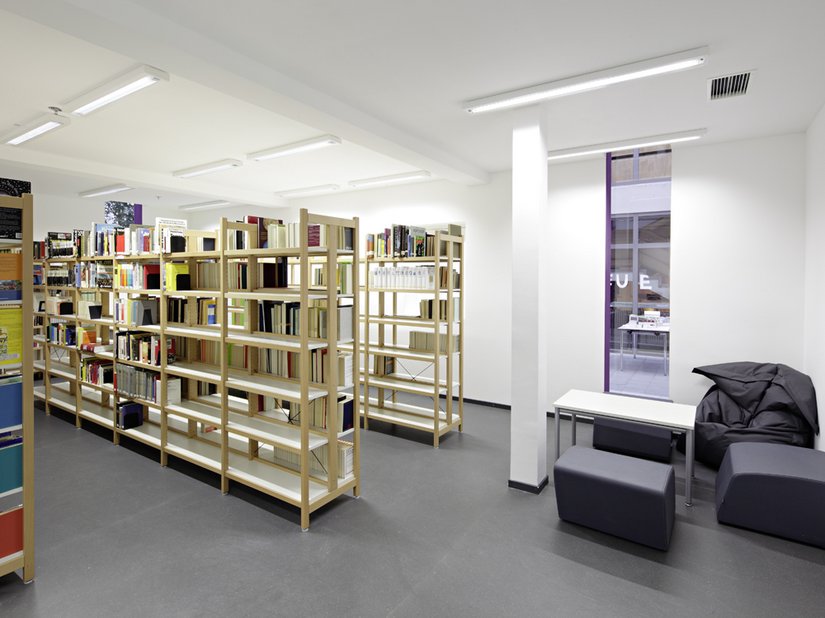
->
[351,227,463,447]
[32,209,359,529]
[0,193,34,583]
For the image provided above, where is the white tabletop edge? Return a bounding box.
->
[553,389,694,430]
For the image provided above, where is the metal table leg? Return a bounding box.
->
[685,428,694,506]
[554,407,561,461]
[663,332,669,376]
[619,330,624,371]
[571,413,577,446]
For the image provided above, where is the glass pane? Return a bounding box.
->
[638,247,670,306]
[638,214,670,243]
[611,155,634,183]
[611,216,633,245]
[638,149,671,180]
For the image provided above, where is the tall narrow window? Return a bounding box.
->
[606,147,671,399]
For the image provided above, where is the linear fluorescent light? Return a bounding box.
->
[278,184,340,198]
[349,171,432,188]
[179,200,231,212]
[3,113,70,145]
[173,159,242,178]
[248,134,342,161]
[465,47,708,113]
[79,183,133,198]
[66,65,169,116]
[547,129,707,161]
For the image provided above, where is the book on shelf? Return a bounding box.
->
[154,217,187,254]
[46,232,75,258]
[419,298,459,321]
[366,223,459,259]
[0,304,23,366]
[243,215,283,249]
[0,507,23,559]
[47,322,76,346]
[81,357,114,386]
[114,363,164,403]
[33,241,46,260]
[373,354,395,376]
[116,402,144,429]
[164,263,191,291]
[0,253,22,301]
[0,440,23,494]
[408,331,459,353]
[91,223,123,257]
[0,376,22,428]
[115,298,159,326]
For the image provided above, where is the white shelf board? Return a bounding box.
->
[165,400,222,426]
[226,412,327,451]
[226,369,327,402]
[363,375,445,396]
[226,331,326,351]
[166,361,222,383]
[120,422,162,449]
[165,431,222,473]
[164,325,222,340]
[227,453,328,506]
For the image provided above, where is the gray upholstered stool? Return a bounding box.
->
[593,417,673,462]
[716,442,825,548]
[554,446,675,550]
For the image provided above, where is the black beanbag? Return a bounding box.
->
[686,362,819,469]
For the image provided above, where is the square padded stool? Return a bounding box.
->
[592,417,673,462]
[554,446,675,550]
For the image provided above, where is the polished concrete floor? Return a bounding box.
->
[2,401,825,617]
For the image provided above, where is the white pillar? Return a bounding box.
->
[509,105,549,492]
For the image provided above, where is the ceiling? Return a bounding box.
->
[1,0,824,205]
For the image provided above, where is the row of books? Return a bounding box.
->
[115,330,174,367]
[47,323,76,346]
[114,298,159,326]
[257,348,353,386]
[309,261,354,294]
[264,440,354,479]
[113,364,183,404]
[365,223,461,259]
[80,358,113,387]
[419,298,460,321]
[368,266,435,289]
[408,331,460,353]
[115,263,160,290]
[256,300,353,340]
[301,396,355,433]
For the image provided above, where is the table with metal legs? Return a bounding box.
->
[553,389,696,506]
[618,323,670,376]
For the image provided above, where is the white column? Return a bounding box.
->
[509,105,549,492]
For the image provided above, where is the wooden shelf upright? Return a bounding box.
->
[0,193,34,583]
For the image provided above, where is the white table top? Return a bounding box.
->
[553,389,694,431]
[619,322,670,333]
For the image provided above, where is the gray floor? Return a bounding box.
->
[610,352,670,399]
[2,401,825,617]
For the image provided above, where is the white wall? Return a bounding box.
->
[670,134,807,405]
[184,133,810,414]
[546,158,606,404]
[32,193,183,239]
[211,174,515,406]
[804,104,825,450]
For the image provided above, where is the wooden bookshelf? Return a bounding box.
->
[0,193,34,583]
[34,209,359,529]
[355,227,463,447]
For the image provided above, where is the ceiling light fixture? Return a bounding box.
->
[66,65,169,116]
[464,47,708,113]
[173,159,243,178]
[3,109,70,146]
[78,183,133,198]
[248,134,342,161]
[546,129,707,161]
[349,171,432,188]
[178,200,232,212]
[278,184,340,198]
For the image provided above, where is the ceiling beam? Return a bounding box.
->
[0,0,489,186]
[0,146,288,208]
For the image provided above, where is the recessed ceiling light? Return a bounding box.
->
[79,183,133,198]
[248,134,342,161]
[546,129,707,161]
[178,200,232,212]
[278,184,340,198]
[349,171,431,188]
[3,112,70,146]
[66,65,169,116]
[464,47,708,113]
[173,159,243,178]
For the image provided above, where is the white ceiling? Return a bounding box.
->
[1,0,824,203]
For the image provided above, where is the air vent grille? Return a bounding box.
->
[708,72,751,100]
